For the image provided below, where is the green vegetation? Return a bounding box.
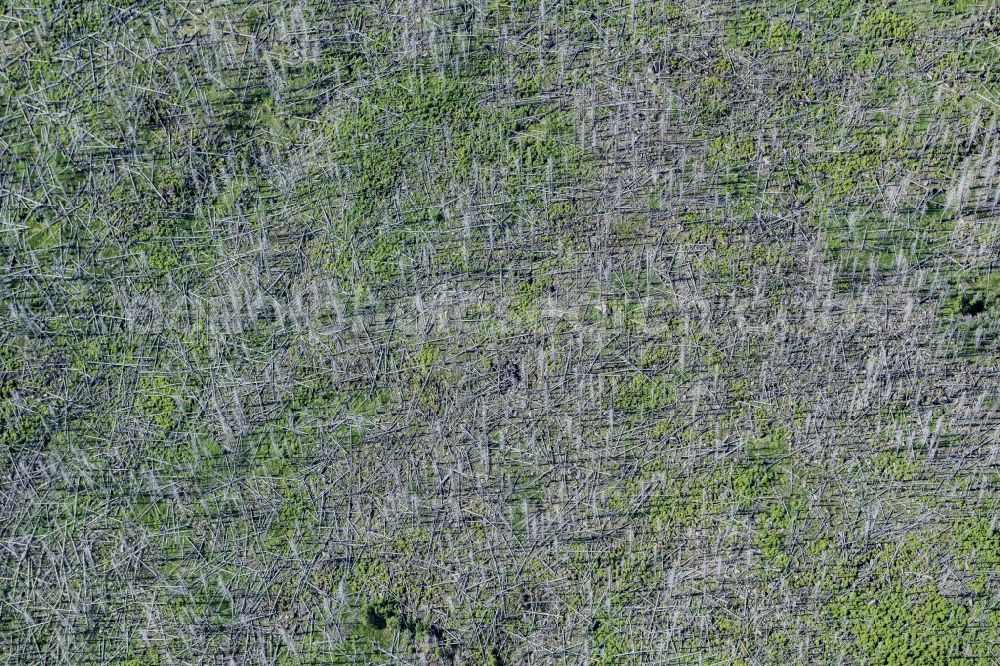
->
[1,0,997,663]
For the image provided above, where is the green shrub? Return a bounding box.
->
[860,10,916,43]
